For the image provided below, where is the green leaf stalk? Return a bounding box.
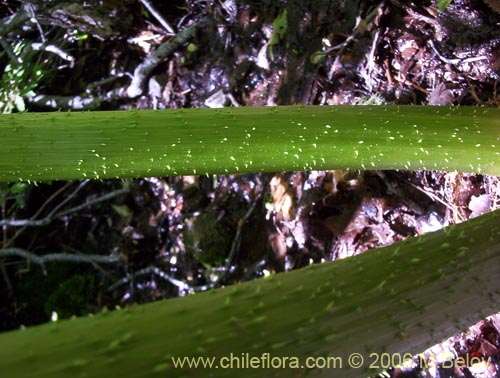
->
[0,105,499,377]
[0,106,499,181]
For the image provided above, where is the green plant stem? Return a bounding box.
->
[0,209,498,378]
[0,106,499,181]
[0,105,499,377]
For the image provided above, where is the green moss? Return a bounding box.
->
[44,274,95,319]
[16,265,96,325]
[184,213,234,266]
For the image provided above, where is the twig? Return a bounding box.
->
[391,75,429,95]
[0,9,29,36]
[406,180,463,221]
[61,243,111,277]
[139,0,175,35]
[0,247,122,274]
[28,82,131,110]
[127,16,211,98]
[467,77,500,106]
[1,186,14,297]
[28,17,210,109]
[57,187,129,218]
[23,2,45,43]
[33,181,76,220]
[87,75,127,91]
[4,181,75,249]
[31,43,74,63]
[46,180,90,220]
[363,30,380,92]
[220,200,259,284]
[28,93,108,110]
[227,93,240,107]
[107,266,213,293]
[427,39,488,65]
[0,187,129,227]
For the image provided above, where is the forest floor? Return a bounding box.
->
[0,0,500,377]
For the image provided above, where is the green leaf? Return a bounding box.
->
[0,208,498,378]
[2,102,13,114]
[13,94,25,112]
[187,43,198,53]
[111,204,133,224]
[309,51,326,64]
[268,9,288,60]
[9,182,27,194]
[0,105,498,378]
[12,41,26,55]
[269,9,288,46]
[437,0,453,12]
[0,106,498,181]
[15,195,26,208]
[14,67,25,78]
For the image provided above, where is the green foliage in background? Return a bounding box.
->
[44,274,96,320]
[0,182,29,209]
[184,212,234,267]
[17,266,97,323]
[0,41,46,114]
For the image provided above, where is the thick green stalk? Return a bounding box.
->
[0,105,499,377]
[0,209,499,378]
[0,106,499,181]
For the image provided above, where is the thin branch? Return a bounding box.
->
[1,187,14,296]
[87,75,127,91]
[4,181,75,249]
[28,85,129,110]
[34,181,76,220]
[27,17,210,110]
[61,243,111,278]
[107,266,211,293]
[427,39,488,65]
[139,0,175,35]
[57,187,129,218]
[220,200,259,283]
[0,9,29,36]
[0,187,129,227]
[23,2,45,43]
[127,16,211,98]
[31,43,74,63]
[46,180,89,219]
[406,180,462,220]
[0,247,122,273]
[28,93,107,110]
